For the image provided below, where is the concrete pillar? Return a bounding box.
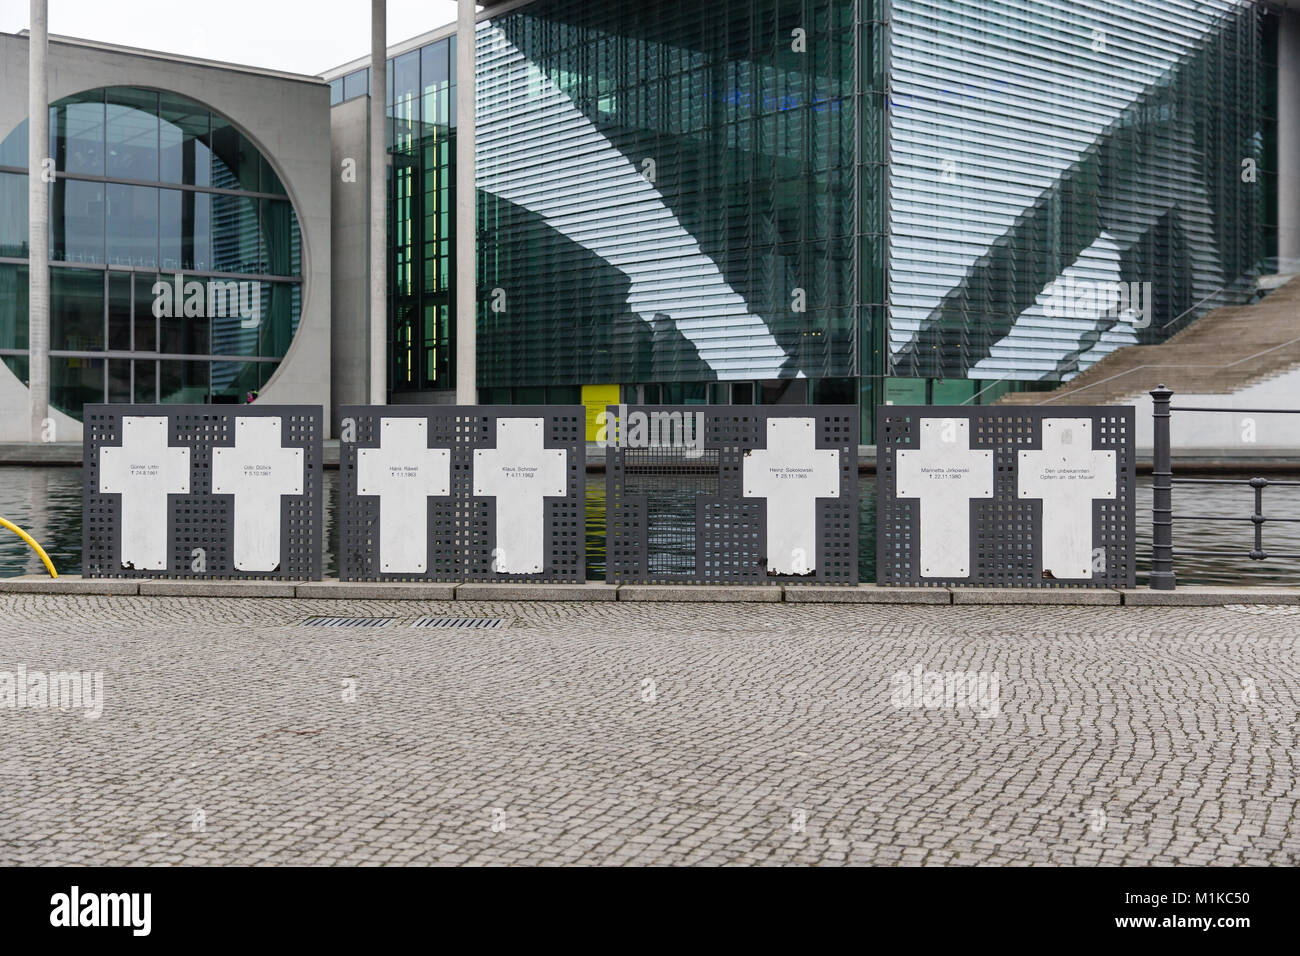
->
[1279,10,1300,273]
[369,0,387,405]
[27,0,49,441]
[455,0,477,404]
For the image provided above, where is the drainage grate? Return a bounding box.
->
[411,617,507,630]
[301,616,395,628]
[1223,604,1300,616]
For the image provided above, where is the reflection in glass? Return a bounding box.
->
[343,69,368,101]
[159,94,211,187]
[159,277,210,355]
[133,358,156,403]
[160,360,208,403]
[211,285,259,357]
[105,88,159,181]
[133,273,157,351]
[159,188,211,271]
[107,357,130,402]
[51,179,105,264]
[50,268,104,351]
[0,172,27,256]
[210,118,259,192]
[0,264,29,352]
[107,271,131,351]
[211,192,262,273]
[106,183,158,267]
[51,91,105,176]
[0,118,26,167]
[392,50,420,151]
[259,282,296,358]
[50,356,104,416]
[210,359,263,403]
[261,199,297,276]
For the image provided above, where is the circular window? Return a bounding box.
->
[0,87,303,417]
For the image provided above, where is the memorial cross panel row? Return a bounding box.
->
[876,406,1136,588]
[337,406,585,583]
[603,405,860,585]
[83,404,322,579]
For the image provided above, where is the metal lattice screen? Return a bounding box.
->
[338,406,585,583]
[876,406,1135,588]
[606,405,858,585]
[82,404,322,579]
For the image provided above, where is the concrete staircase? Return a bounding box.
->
[997,277,1300,405]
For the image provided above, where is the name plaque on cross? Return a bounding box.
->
[212,417,304,572]
[98,416,191,571]
[895,418,993,578]
[742,418,840,574]
[1018,418,1115,579]
[357,417,451,574]
[473,418,567,574]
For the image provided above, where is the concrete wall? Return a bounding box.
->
[329,96,369,431]
[0,33,332,439]
[1129,365,1300,454]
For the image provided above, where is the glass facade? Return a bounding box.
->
[476,0,864,395]
[887,0,1273,382]
[387,36,458,394]
[342,0,1274,435]
[0,88,302,417]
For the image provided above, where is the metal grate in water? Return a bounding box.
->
[301,616,395,628]
[411,617,507,630]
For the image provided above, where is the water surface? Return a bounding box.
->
[2,466,1297,586]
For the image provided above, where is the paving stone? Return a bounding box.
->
[137,580,301,598]
[1122,587,1300,606]
[617,585,782,602]
[951,588,1121,605]
[0,574,138,595]
[453,583,618,602]
[785,585,950,604]
[0,596,1294,866]
[295,581,457,600]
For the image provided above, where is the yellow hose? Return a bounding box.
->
[0,516,58,578]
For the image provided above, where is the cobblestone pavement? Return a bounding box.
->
[0,595,1296,866]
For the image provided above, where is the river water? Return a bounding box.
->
[2,465,1298,585]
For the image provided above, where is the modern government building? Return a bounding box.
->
[0,0,1294,441]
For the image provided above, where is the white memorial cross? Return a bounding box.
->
[211,417,304,572]
[895,418,993,578]
[357,417,451,573]
[742,418,841,574]
[473,418,567,574]
[98,416,190,571]
[1018,418,1115,579]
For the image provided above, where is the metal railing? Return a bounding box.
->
[1149,385,1300,589]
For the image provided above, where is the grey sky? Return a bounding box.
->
[0,0,464,76]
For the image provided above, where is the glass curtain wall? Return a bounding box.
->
[886,0,1273,383]
[387,36,457,395]
[474,0,863,399]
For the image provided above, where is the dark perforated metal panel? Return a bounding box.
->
[338,406,585,583]
[606,405,859,585]
[82,404,322,579]
[876,406,1135,588]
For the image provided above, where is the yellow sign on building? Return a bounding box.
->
[581,384,620,441]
